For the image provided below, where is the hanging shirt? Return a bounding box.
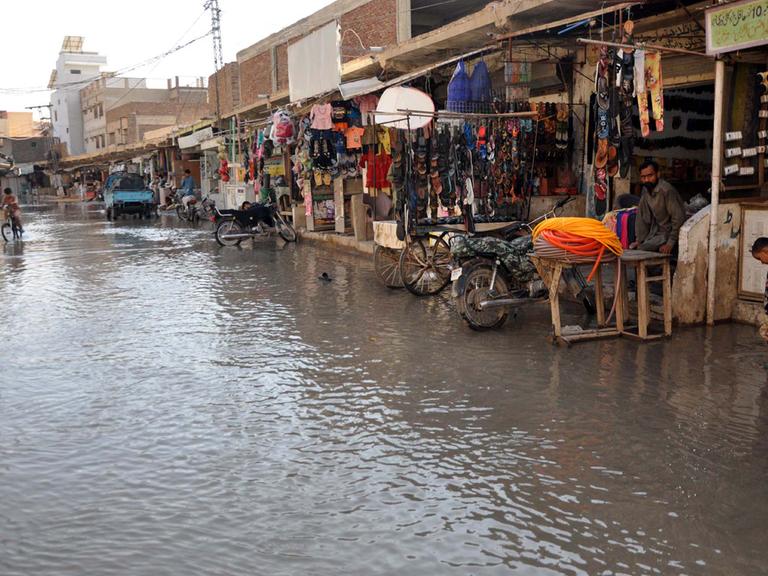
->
[310,103,333,130]
[359,152,392,189]
[345,126,365,150]
[377,128,391,155]
[356,94,379,126]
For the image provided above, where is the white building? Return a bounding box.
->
[49,37,106,156]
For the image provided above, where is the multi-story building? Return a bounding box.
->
[49,36,107,156]
[81,75,209,153]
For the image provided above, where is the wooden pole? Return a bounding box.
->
[576,37,712,59]
[706,58,725,325]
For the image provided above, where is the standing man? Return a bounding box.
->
[751,238,768,344]
[180,169,197,210]
[631,160,686,254]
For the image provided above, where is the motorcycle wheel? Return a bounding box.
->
[373,245,404,289]
[1,223,12,242]
[215,219,244,247]
[274,213,297,242]
[455,260,510,330]
[176,204,188,221]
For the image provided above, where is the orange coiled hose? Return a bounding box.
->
[532,217,623,282]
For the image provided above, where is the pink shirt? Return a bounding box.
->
[310,103,333,130]
[356,95,379,126]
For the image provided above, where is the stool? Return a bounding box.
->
[617,250,672,340]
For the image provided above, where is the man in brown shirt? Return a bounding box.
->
[631,160,686,254]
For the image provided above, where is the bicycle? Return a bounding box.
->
[1,206,22,242]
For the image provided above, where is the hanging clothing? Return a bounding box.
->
[359,152,392,189]
[310,103,333,130]
[356,95,379,126]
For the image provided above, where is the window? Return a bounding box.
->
[54,110,58,122]
[99,135,105,148]
[30,142,37,148]
[98,104,103,118]
[70,69,81,75]
[66,127,69,134]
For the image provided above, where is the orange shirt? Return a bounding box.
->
[345,126,365,150]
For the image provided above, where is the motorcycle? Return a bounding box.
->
[213,202,297,246]
[451,196,595,330]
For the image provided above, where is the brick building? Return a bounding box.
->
[208,62,240,119]
[105,91,210,148]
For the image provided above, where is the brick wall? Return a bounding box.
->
[208,62,240,117]
[276,43,289,92]
[237,0,398,107]
[340,0,397,62]
[239,51,272,108]
[107,100,211,145]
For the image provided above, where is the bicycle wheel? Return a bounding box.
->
[373,245,403,289]
[215,219,244,247]
[399,235,453,296]
[274,213,297,242]
[1,223,12,242]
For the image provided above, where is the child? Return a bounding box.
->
[1,187,22,231]
[750,237,768,342]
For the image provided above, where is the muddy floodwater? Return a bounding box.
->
[1,202,767,576]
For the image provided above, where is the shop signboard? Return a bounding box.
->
[177,127,214,150]
[739,204,768,300]
[706,0,768,55]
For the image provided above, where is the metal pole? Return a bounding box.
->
[706,58,725,326]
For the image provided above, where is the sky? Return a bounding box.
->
[1,0,336,117]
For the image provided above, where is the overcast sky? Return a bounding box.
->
[1,0,336,117]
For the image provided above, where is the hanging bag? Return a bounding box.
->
[447,61,470,112]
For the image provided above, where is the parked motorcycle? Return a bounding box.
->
[213,202,297,246]
[451,196,595,330]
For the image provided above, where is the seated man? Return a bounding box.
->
[630,160,686,255]
[2,187,23,231]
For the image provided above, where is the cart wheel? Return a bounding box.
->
[373,245,404,289]
[399,235,453,296]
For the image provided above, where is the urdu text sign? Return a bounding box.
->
[706,0,768,55]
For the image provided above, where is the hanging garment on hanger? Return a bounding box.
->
[645,51,664,132]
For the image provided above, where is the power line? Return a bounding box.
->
[0,25,210,95]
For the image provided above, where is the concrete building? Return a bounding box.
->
[81,75,209,153]
[0,111,38,138]
[49,36,107,156]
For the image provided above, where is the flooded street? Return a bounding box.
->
[2,201,768,576]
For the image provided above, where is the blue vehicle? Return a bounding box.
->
[104,172,157,221]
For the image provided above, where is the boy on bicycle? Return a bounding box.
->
[2,188,23,232]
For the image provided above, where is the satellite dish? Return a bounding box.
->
[374,86,435,130]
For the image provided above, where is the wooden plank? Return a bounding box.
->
[594,263,605,327]
[663,261,673,336]
[615,261,625,332]
[549,263,563,338]
[637,263,649,339]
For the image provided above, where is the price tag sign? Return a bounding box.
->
[706,0,768,54]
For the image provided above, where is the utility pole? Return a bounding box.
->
[25,104,58,173]
[204,0,223,122]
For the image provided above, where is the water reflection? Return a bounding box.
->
[0,202,766,576]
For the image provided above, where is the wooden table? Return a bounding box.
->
[617,250,672,340]
[531,255,622,346]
